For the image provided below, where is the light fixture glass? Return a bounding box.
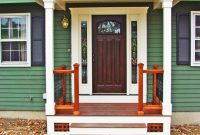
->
[61,15,69,29]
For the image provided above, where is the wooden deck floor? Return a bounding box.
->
[56,103,162,116]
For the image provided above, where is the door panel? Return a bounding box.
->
[92,15,126,93]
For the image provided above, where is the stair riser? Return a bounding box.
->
[70,128,147,135]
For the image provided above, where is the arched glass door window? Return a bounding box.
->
[97,21,121,34]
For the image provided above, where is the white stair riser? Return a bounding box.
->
[70,128,147,135]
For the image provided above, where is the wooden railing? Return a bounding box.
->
[138,63,164,116]
[53,63,80,115]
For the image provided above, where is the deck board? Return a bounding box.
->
[70,123,146,128]
[56,103,162,116]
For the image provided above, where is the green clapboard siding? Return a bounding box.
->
[0,4,45,111]
[54,10,72,102]
[0,0,35,4]
[171,1,200,112]
[148,1,200,112]
[147,8,163,102]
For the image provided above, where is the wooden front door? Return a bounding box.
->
[92,15,126,93]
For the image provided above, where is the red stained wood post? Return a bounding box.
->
[61,65,66,105]
[138,63,144,115]
[153,64,158,104]
[73,63,80,115]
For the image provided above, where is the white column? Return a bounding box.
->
[44,0,55,115]
[162,0,173,115]
[70,9,79,102]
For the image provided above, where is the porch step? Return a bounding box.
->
[70,123,147,135]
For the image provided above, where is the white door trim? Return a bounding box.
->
[70,7,148,103]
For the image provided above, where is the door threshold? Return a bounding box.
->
[92,93,127,95]
[79,95,139,103]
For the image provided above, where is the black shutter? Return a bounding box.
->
[176,13,190,65]
[31,16,45,66]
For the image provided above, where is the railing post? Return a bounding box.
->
[138,63,144,115]
[153,64,158,104]
[61,65,66,105]
[73,63,80,115]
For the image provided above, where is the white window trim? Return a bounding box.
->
[191,11,200,66]
[0,13,31,67]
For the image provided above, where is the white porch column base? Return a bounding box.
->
[162,103,172,115]
[45,103,56,115]
[162,0,172,116]
[44,0,55,115]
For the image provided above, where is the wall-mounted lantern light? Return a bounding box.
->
[61,15,69,29]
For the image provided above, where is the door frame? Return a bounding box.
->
[70,7,148,102]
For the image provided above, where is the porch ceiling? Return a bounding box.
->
[40,0,181,10]
[55,0,181,10]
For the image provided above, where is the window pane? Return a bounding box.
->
[2,51,10,61]
[1,29,9,39]
[19,42,27,50]
[19,17,26,39]
[11,51,19,61]
[10,28,19,39]
[11,42,19,50]
[1,17,26,39]
[1,42,27,62]
[131,21,137,84]
[195,40,200,49]
[196,28,200,38]
[196,16,200,26]
[20,51,27,61]
[195,52,200,61]
[1,18,9,28]
[81,21,87,84]
[2,42,10,50]
[98,21,120,34]
[11,18,19,29]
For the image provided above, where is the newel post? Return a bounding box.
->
[138,63,144,115]
[61,65,66,104]
[73,63,80,115]
[153,64,159,104]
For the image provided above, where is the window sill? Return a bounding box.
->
[0,62,31,67]
[191,62,200,66]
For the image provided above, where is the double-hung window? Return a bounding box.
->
[0,13,31,67]
[191,12,200,66]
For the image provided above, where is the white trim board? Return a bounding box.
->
[70,7,148,102]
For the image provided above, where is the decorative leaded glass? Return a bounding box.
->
[81,21,87,83]
[98,21,120,34]
[131,21,137,84]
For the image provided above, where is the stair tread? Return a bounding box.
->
[70,123,146,128]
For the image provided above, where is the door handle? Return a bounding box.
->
[92,54,95,63]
